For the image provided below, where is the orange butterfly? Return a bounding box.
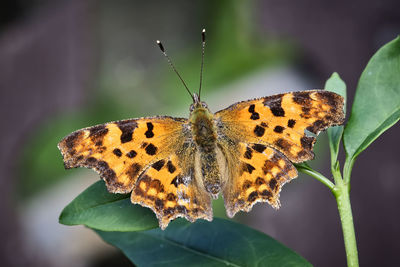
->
[58,30,344,229]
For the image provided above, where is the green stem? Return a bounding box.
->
[297,163,359,266]
[295,164,335,190]
[333,180,359,267]
[343,156,355,184]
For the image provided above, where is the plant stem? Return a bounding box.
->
[295,164,335,190]
[298,164,359,266]
[333,180,359,267]
[343,157,355,184]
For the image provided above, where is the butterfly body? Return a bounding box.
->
[59,90,344,229]
[189,95,224,197]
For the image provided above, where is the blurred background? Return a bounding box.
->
[1,0,399,266]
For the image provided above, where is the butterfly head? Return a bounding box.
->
[189,92,212,124]
[190,93,208,112]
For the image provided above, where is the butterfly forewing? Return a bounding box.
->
[58,117,188,192]
[215,90,344,163]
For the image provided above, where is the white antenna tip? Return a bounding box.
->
[156,40,160,44]
[202,29,206,33]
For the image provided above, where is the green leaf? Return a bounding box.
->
[96,218,312,266]
[325,72,347,167]
[59,180,158,231]
[344,37,400,161]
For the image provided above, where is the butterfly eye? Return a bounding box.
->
[189,104,195,112]
[201,102,208,109]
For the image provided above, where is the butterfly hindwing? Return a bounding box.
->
[131,153,212,229]
[222,142,298,218]
[215,90,345,163]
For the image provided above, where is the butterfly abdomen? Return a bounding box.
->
[199,152,221,196]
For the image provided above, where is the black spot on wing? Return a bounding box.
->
[255,177,265,186]
[273,126,284,133]
[117,120,138,143]
[145,122,154,138]
[248,104,255,113]
[145,143,157,155]
[126,150,137,158]
[269,178,277,190]
[247,191,258,202]
[248,105,260,120]
[113,148,122,157]
[287,119,296,128]
[264,96,285,117]
[252,144,266,153]
[244,146,253,159]
[167,160,176,174]
[254,125,265,137]
[250,113,260,120]
[243,163,255,174]
[152,160,165,171]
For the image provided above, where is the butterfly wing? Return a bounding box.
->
[215,90,344,217]
[58,116,212,229]
[215,90,344,162]
[222,142,298,217]
[132,153,212,229]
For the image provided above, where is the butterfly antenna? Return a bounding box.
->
[156,40,194,102]
[198,29,206,100]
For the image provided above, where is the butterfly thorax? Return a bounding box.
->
[189,106,216,151]
[189,104,222,196]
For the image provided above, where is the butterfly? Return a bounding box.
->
[58,30,345,230]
